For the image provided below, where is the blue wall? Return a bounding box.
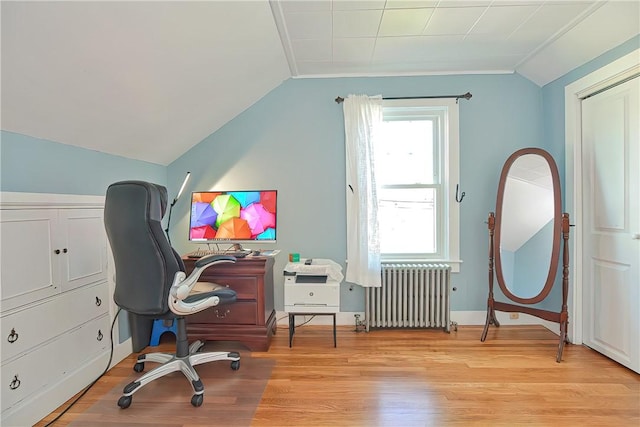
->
[3,35,637,317]
[168,73,545,313]
[0,131,166,195]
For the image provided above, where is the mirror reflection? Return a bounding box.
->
[499,154,554,299]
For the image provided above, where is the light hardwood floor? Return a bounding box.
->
[37,325,639,427]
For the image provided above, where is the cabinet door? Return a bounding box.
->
[0,209,60,312]
[59,209,107,292]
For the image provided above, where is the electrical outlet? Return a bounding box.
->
[510,313,519,319]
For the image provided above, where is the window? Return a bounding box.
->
[374,98,460,270]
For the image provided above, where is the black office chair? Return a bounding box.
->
[104,180,240,409]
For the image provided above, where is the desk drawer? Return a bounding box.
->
[201,275,258,300]
[187,301,257,325]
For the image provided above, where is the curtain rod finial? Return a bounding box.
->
[335,96,344,104]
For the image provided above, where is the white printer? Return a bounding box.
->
[284,258,342,313]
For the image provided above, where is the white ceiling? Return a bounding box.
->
[272,0,639,81]
[1,1,638,166]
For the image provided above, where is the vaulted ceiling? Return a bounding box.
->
[2,0,638,165]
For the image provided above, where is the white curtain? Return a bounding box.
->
[343,94,382,288]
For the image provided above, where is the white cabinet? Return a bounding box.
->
[0,193,123,427]
[1,207,107,312]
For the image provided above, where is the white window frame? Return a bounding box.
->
[379,98,461,272]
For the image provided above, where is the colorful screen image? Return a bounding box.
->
[189,190,277,242]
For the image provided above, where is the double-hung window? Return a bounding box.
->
[374,98,460,271]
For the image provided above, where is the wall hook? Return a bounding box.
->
[455,184,465,203]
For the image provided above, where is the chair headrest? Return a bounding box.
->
[154,184,168,217]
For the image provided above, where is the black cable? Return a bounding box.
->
[44,308,122,426]
[277,314,317,330]
[295,315,316,327]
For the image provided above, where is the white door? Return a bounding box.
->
[581,77,639,373]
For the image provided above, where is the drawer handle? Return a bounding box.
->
[7,328,19,343]
[214,308,231,319]
[54,249,61,255]
[95,296,102,306]
[9,375,21,390]
[63,248,68,253]
[97,330,103,341]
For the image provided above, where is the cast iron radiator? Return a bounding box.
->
[365,263,451,332]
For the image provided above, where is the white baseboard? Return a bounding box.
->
[277,310,560,336]
[451,310,560,335]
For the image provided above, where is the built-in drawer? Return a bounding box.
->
[187,301,257,325]
[200,275,258,300]
[1,282,109,362]
[1,313,110,413]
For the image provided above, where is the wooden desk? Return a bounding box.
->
[183,256,276,351]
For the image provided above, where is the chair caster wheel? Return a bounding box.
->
[118,395,132,409]
[231,360,240,370]
[191,394,204,407]
[133,362,144,372]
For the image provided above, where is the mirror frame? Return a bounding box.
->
[494,147,562,305]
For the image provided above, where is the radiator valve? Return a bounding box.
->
[354,314,366,332]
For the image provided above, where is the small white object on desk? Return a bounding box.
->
[251,249,280,257]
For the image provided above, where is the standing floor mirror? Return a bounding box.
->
[481,147,571,362]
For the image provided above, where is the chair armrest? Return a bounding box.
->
[169,255,236,307]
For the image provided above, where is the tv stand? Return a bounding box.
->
[182,255,276,351]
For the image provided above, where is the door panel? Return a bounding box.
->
[581,77,639,373]
[60,209,107,292]
[0,209,60,311]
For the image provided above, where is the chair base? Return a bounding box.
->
[118,340,240,409]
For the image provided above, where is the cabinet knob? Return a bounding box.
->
[309,292,314,297]
[63,248,68,253]
[9,375,21,390]
[7,328,19,343]
[97,330,103,341]
[54,249,61,254]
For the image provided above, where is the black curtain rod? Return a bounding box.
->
[335,92,472,104]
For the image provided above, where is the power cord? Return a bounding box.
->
[44,308,122,426]
[276,314,317,330]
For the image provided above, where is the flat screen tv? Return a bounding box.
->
[188,190,277,243]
